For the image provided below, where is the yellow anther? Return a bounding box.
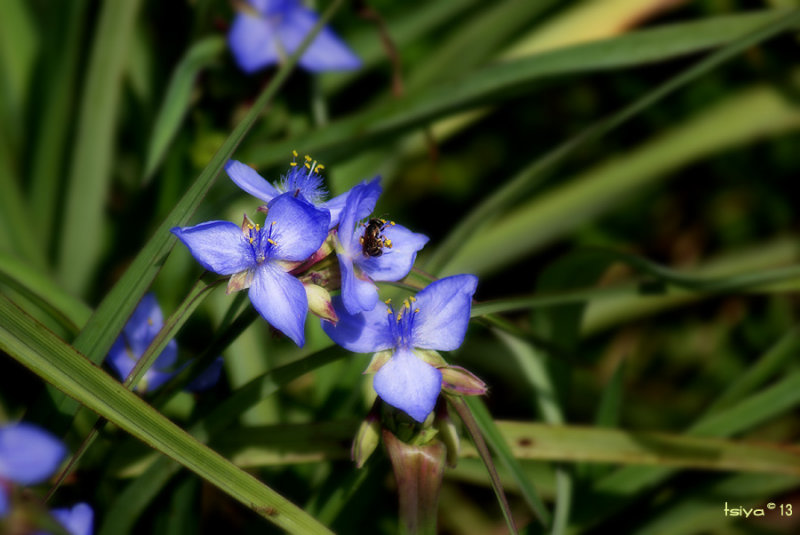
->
[249,237,254,244]
[409,296,416,302]
[290,162,297,166]
[317,164,325,171]
[267,238,277,246]
[397,314,403,322]
[292,150,298,157]
[387,308,393,314]
[384,298,392,304]
[305,162,311,169]
[304,155,312,161]
[385,238,392,248]
[271,221,276,226]
[414,308,420,314]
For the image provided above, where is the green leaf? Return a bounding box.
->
[427,11,800,275]
[57,0,143,296]
[244,10,795,170]
[0,293,333,534]
[143,36,226,180]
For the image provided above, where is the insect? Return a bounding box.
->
[360,218,393,257]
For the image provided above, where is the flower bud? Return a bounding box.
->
[441,365,488,396]
[303,283,338,324]
[352,411,381,469]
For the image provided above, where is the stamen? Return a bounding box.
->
[305,162,311,169]
[384,298,392,304]
[414,308,420,313]
[290,162,297,167]
[304,155,312,162]
[267,238,277,246]
[409,296,416,302]
[292,150,298,157]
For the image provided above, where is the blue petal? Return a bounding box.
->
[51,503,94,535]
[266,193,330,261]
[319,189,350,229]
[373,349,442,423]
[172,221,254,275]
[249,263,308,346]
[105,336,137,382]
[225,160,279,202]
[142,339,179,392]
[0,423,66,485]
[337,178,382,254]
[339,252,379,314]
[321,295,394,353]
[185,357,225,392]
[411,275,478,351]
[275,7,361,72]
[358,223,429,282]
[121,293,162,357]
[228,12,280,73]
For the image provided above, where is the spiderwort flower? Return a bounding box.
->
[106,294,224,393]
[172,193,330,346]
[49,503,94,535]
[323,275,478,422]
[225,155,348,229]
[0,423,66,517]
[334,179,429,314]
[229,0,361,74]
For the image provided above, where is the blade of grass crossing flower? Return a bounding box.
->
[427,10,800,275]
[55,0,346,420]
[100,345,345,534]
[57,0,143,296]
[0,294,334,535]
[143,36,226,181]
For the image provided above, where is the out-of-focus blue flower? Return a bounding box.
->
[50,503,94,535]
[334,179,428,314]
[323,275,478,422]
[225,156,349,229]
[1,423,67,517]
[229,0,361,74]
[105,294,224,393]
[172,193,330,346]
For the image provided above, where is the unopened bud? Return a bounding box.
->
[303,283,338,324]
[352,411,381,468]
[441,366,488,396]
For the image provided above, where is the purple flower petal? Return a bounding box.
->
[121,293,162,356]
[357,223,429,282]
[51,503,94,535]
[249,263,308,346]
[411,274,478,351]
[319,189,350,229]
[266,193,330,261]
[339,253,379,314]
[338,179,382,253]
[0,423,66,486]
[225,160,279,203]
[373,349,442,423]
[171,221,254,275]
[321,296,394,353]
[228,12,280,73]
[0,487,9,517]
[274,7,361,72]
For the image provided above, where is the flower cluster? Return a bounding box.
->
[174,154,481,426]
[0,423,93,535]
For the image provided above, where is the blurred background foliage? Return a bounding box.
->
[2,0,800,533]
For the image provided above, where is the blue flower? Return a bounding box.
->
[172,192,330,346]
[106,294,224,393]
[49,503,94,535]
[225,157,349,229]
[0,424,93,535]
[229,0,361,74]
[323,275,478,422]
[334,179,429,314]
[1,423,66,517]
